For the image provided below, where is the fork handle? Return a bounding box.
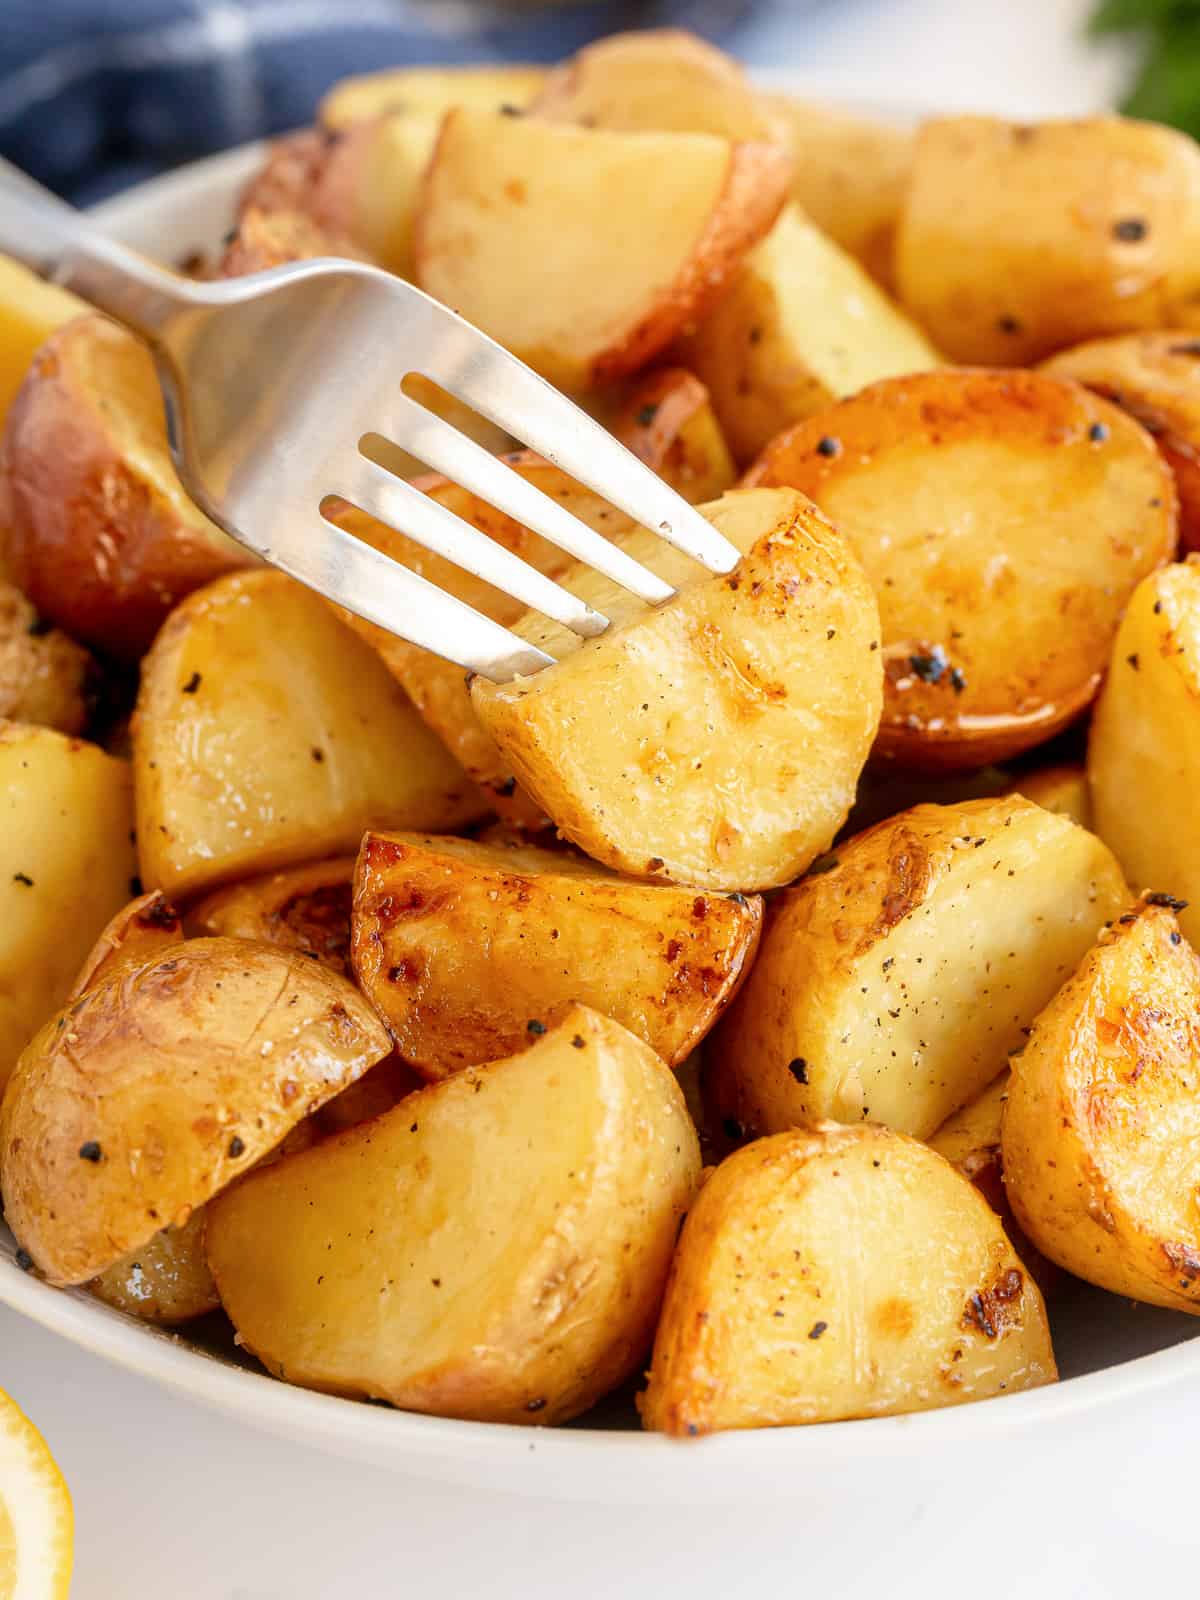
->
[0,155,187,338]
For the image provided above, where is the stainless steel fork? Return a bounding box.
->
[0,157,739,680]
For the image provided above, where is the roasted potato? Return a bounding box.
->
[1042,332,1200,553]
[187,859,356,974]
[87,1210,218,1326]
[472,487,883,890]
[746,369,1177,769]
[415,109,791,391]
[768,97,914,288]
[0,582,94,736]
[611,369,736,503]
[1,315,249,658]
[0,936,390,1284]
[205,1005,700,1423]
[1088,559,1200,947]
[218,205,365,277]
[0,255,87,435]
[1003,900,1200,1313]
[0,724,136,1092]
[1006,764,1092,830]
[708,797,1129,1141]
[351,830,763,1077]
[134,569,484,898]
[641,1123,1056,1434]
[895,115,1200,365]
[318,64,546,131]
[69,890,183,998]
[674,204,938,464]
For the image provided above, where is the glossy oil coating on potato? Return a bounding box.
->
[641,1124,1056,1435]
[134,569,484,897]
[1088,560,1200,948]
[895,115,1200,365]
[708,797,1129,1141]
[69,890,183,999]
[0,582,94,736]
[352,830,762,1077]
[675,203,938,465]
[206,1006,700,1424]
[472,488,883,890]
[0,724,136,1093]
[0,254,86,435]
[1003,902,1200,1313]
[188,859,357,975]
[1,315,249,658]
[747,369,1177,769]
[0,936,390,1285]
[415,109,790,391]
[87,1210,218,1326]
[611,368,736,504]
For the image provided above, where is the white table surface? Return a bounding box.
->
[3,2,1178,1595]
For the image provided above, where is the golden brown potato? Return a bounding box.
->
[87,1211,218,1326]
[0,936,390,1285]
[218,204,365,277]
[187,859,356,974]
[0,582,93,736]
[746,369,1177,770]
[843,764,1014,837]
[768,97,914,288]
[1042,332,1200,553]
[1003,900,1200,1313]
[351,830,762,1077]
[415,109,790,391]
[611,368,736,503]
[0,724,136,1092]
[0,255,87,436]
[472,487,883,891]
[1006,764,1092,830]
[1088,560,1200,948]
[206,1005,700,1424]
[1,315,249,658]
[641,1123,1056,1435]
[69,891,183,998]
[532,29,789,145]
[708,797,1129,1141]
[134,569,483,898]
[895,116,1200,365]
[318,64,546,130]
[674,204,938,465]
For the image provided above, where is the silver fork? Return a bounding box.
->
[0,158,739,680]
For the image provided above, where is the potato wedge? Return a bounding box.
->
[1042,332,1200,553]
[1006,764,1092,830]
[768,98,914,288]
[187,859,356,975]
[532,29,789,145]
[0,255,87,435]
[319,64,545,131]
[218,205,365,277]
[641,1123,1056,1434]
[1003,900,1200,1312]
[0,582,93,736]
[134,570,483,898]
[895,116,1200,365]
[0,724,136,1092]
[674,204,938,465]
[1088,560,1200,948]
[1,315,249,658]
[87,1210,218,1326]
[746,369,1177,769]
[415,110,790,391]
[69,890,183,998]
[708,797,1129,1141]
[206,1005,700,1423]
[351,830,763,1077]
[611,369,736,503]
[0,936,390,1284]
[472,487,883,890]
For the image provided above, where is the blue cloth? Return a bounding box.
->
[0,0,782,203]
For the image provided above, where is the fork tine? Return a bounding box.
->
[376,392,675,605]
[329,456,610,637]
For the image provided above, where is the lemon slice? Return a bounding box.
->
[0,1390,73,1599]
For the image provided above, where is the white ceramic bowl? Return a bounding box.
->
[0,113,1197,1502]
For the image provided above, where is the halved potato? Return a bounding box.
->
[87,1210,218,1326]
[895,115,1200,365]
[0,724,136,1092]
[352,830,763,1077]
[768,97,914,288]
[69,890,183,998]
[746,369,1177,769]
[0,582,93,736]
[1088,560,1200,948]
[1003,900,1200,1313]
[611,369,736,503]
[205,1005,700,1423]
[0,936,390,1285]
[472,487,883,890]
[0,255,87,435]
[532,29,789,145]
[674,203,937,465]
[1007,764,1092,829]
[1,315,249,658]
[187,859,356,974]
[1042,332,1200,553]
[319,64,545,130]
[641,1123,1056,1434]
[415,109,790,390]
[134,569,484,898]
[708,796,1129,1141]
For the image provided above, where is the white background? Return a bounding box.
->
[3,1,1181,1594]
